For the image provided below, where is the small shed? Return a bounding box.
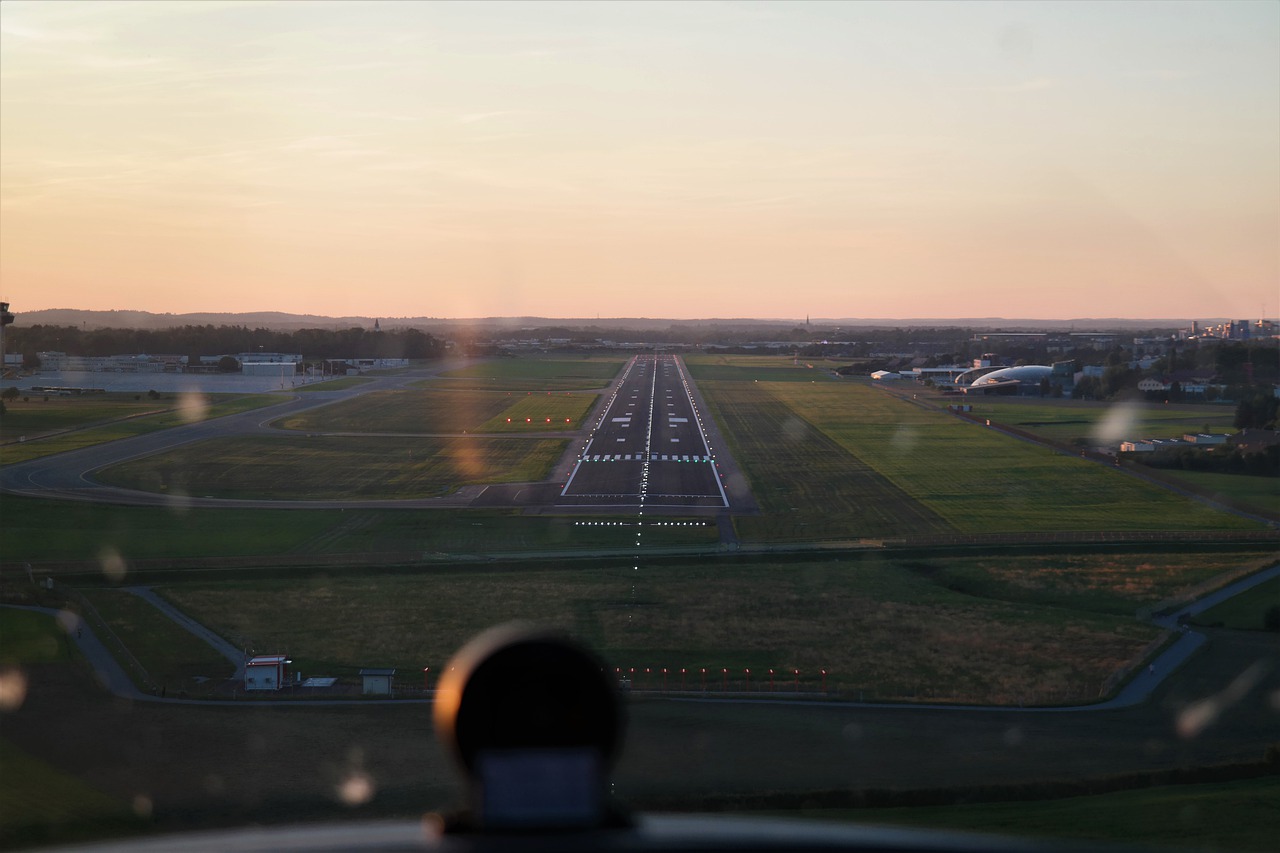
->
[245,655,289,691]
[360,668,395,696]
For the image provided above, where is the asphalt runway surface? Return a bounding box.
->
[558,355,730,510]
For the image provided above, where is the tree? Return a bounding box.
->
[1,386,19,402]
[216,356,240,373]
[1072,376,1101,400]
[1234,392,1279,430]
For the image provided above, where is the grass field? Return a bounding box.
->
[0,393,282,465]
[76,588,234,692]
[0,393,172,439]
[0,610,148,848]
[1,606,74,664]
[888,551,1278,617]
[962,397,1238,448]
[685,361,836,383]
[1146,469,1280,515]
[775,776,1280,852]
[93,434,567,499]
[0,496,344,562]
[153,551,1208,705]
[276,389,509,433]
[701,381,949,540]
[294,509,718,556]
[276,388,596,434]
[0,498,718,564]
[0,738,146,849]
[477,392,596,432]
[699,378,1261,541]
[1193,575,1280,630]
[429,356,624,391]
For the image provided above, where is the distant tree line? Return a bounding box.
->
[7,324,445,364]
[1133,443,1279,478]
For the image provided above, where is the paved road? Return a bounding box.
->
[125,587,247,679]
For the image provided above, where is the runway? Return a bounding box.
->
[557,354,729,509]
[1,356,749,512]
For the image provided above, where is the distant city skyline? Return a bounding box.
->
[2,1,1277,321]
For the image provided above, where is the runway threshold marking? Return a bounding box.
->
[560,354,640,498]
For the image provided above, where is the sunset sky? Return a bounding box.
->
[2,0,1276,321]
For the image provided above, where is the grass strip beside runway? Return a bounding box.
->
[93,435,567,499]
[699,379,1261,541]
[275,389,597,434]
[0,394,281,466]
[428,356,625,391]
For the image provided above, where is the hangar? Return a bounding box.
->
[966,365,1054,395]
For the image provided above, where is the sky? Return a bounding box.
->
[1,0,1277,321]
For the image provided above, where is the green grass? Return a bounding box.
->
[93,434,567,499]
[276,389,512,432]
[0,611,145,847]
[429,356,624,391]
[0,393,172,439]
[477,392,596,431]
[705,380,1260,541]
[1148,469,1280,515]
[1194,575,1280,630]
[275,388,597,434]
[0,495,344,562]
[0,607,74,664]
[301,510,718,556]
[776,776,1280,852]
[0,393,282,466]
[0,738,146,850]
[892,550,1278,617]
[686,362,836,382]
[0,498,714,565]
[965,397,1237,447]
[701,381,949,540]
[158,555,1167,705]
[76,588,234,691]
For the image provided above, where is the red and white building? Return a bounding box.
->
[244,655,289,691]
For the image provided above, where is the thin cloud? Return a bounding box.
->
[0,21,103,43]
[1127,69,1195,82]
[455,110,540,125]
[989,77,1057,94]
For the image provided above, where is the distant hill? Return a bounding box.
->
[15,309,1214,332]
